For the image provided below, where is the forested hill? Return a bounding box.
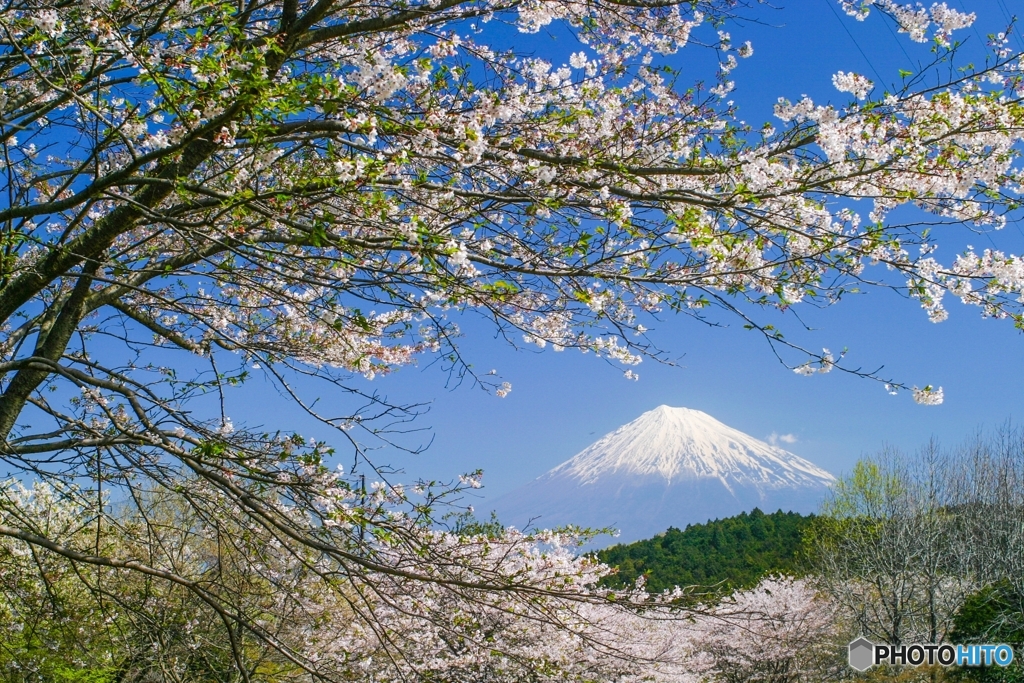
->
[596,509,814,593]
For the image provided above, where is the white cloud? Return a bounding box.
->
[766,432,798,446]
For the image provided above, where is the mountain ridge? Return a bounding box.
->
[550,405,833,487]
[490,405,834,545]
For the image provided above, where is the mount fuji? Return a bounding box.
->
[488,406,834,545]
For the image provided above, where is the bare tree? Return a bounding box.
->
[945,428,1024,641]
[810,431,1024,648]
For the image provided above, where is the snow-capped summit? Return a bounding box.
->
[556,405,833,488]
[489,406,834,546]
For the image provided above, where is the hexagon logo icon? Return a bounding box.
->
[849,637,875,671]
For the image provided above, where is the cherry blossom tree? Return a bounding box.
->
[336,575,845,683]
[0,478,635,680]
[697,577,845,683]
[0,484,844,682]
[0,0,1022,674]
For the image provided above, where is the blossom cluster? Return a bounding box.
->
[0,0,1017,429]
[840,1,975,46]
[0,478,843,682]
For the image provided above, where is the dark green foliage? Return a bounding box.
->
[949,582,1024,683]
[596,508,814,593]
[444,510,507,538]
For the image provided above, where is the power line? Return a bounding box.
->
[956,0,993,52]
[881,11,915,65]
[821,0,888,87]
[992,0,1024,51]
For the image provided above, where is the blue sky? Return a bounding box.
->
[233,0,1024,509]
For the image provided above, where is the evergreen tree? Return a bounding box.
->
[597,509,814,593]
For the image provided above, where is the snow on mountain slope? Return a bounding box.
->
[489,406,834,546]
[557,405,833,488]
